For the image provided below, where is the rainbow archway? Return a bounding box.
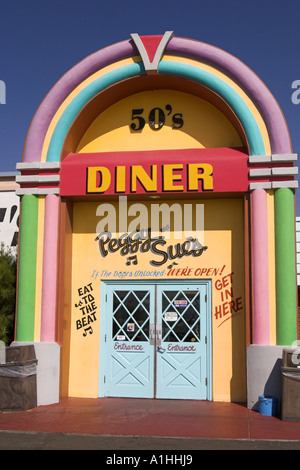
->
[15,33,297,356]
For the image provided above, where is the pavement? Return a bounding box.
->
[0,397,300,450]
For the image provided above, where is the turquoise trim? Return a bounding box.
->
[158,61,266,156]
[46,62,145,162]
[46,59,266,162]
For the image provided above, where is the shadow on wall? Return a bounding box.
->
[252,358,282,415]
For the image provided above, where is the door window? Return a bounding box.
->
[112,290,150,341]
[162,290,201,343]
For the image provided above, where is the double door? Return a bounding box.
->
[99,281,211,400]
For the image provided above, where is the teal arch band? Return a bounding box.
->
[158,61,266,156]
[275,188,297,345]
[46,62,145,162]
[46,60,265,162]
[15,195,39,341]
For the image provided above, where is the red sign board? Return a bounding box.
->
[60,148,249,196]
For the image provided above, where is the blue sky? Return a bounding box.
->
[1,0,299,212]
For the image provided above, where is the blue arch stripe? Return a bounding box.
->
[46,62,145,162]
[158,61,266,156]
[46,60,266,162]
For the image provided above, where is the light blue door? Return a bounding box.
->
[156,284,209,399]
[100,281,211,400]
[102,284,155,398]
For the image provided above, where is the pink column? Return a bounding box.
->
[41,194,59,342]
[251,189,270,344]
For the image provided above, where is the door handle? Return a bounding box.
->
[150,324,162,346]
[150,323,155,345]
[156,324,162,345]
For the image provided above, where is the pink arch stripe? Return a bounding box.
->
[251,189,270,344]
[40,194,59,341]
[22,35,291,164]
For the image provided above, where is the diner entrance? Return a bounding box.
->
[99,280,211,400]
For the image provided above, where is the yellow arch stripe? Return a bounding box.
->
[40,56,271,161]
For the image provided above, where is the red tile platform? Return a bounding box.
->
[1,398,300,441]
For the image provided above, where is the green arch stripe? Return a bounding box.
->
[158,61,265,156]
[46,60,266,162]
[15,195,39,341]
[275,188,297,344]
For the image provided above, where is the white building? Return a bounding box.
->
[0,172,19,255]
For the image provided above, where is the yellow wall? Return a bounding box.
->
[76,90,242,153]
[66,197,246,402]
